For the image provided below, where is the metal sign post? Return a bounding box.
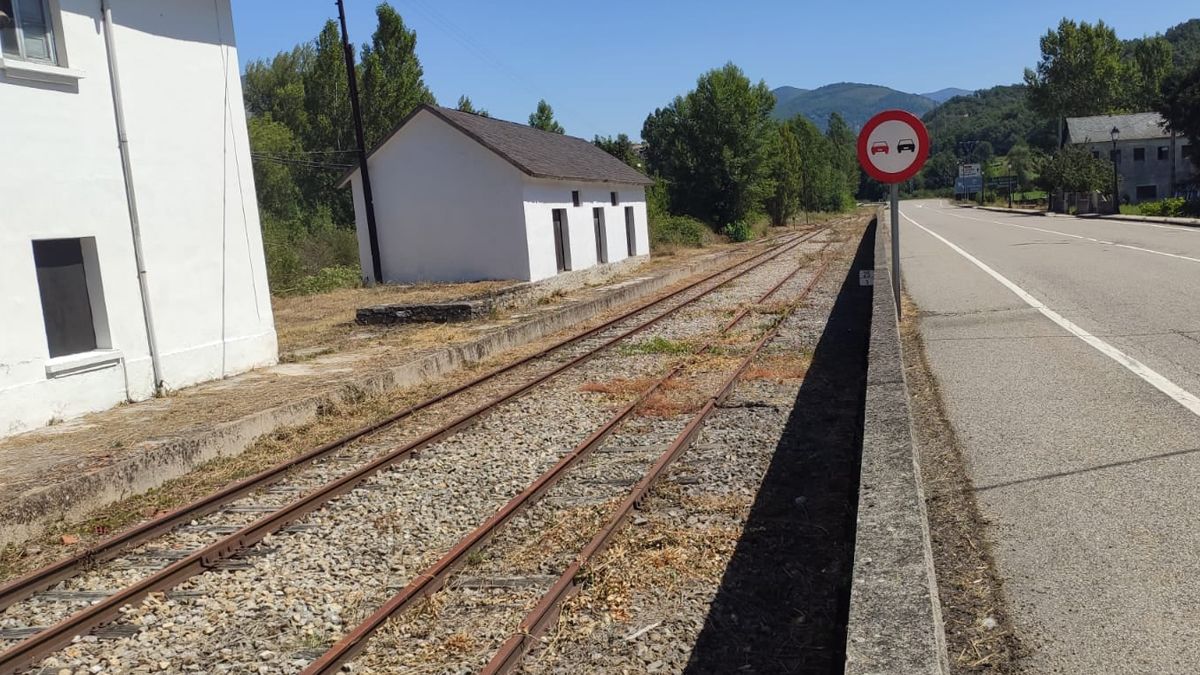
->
[890,183,901,315]
[856,109,930,320]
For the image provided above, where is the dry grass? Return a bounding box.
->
[570,484,744,623]
[0,375,456,585]
[901,293,1022,673]
[743,353,813,383]
[271,280,515,355]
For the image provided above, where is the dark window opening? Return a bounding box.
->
[0,0,57,64]
[1109,149,1121,163]
[1133,148,1145,162]
[1092,150,1101,159]
[571,190,580,207]
[610,191,619,206]
[1184,145,1195,159]
[1136,185,1158,201]
[552,209,569,272]
[1158,146,1170,161]
[593,208,608,264]
[625,206,636,257]
[33,238,97,358]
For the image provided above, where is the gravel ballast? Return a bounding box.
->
[5,225,858,674]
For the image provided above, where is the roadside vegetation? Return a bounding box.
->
[245,9,856,294]
[908,18,1200,210]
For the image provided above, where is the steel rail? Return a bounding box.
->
[300,239,831,674]
[0,232,801,616]
[480,255,836,675]
[0,231,824,674]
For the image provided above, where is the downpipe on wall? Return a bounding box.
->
[100,0,164,396]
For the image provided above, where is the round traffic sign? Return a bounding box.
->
[856,109,929,183]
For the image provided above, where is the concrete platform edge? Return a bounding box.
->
[844,212,949,675]
[0,247,744,547]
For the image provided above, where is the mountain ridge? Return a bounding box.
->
[770,82,939,130]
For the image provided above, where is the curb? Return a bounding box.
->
[0,246,752,547]
[974,205,1200,228]
[844,214,949,675]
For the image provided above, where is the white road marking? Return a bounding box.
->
[937,208,1200,265]
[901,210,1200,418]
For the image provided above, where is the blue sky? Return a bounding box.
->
[231,1,1196,140]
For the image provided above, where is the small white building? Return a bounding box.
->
[0,0,276,437]
[338,105,654,283]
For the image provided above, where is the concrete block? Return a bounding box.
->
[844,215,949,675]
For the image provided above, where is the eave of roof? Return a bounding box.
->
[335,104,655,189]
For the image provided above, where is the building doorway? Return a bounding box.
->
[624,207,636,257]
[593,208,608,263]
[552,208,569,272]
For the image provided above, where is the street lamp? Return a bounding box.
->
[1110,126,1120,213]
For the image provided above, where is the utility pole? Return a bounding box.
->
[337,0,383,285]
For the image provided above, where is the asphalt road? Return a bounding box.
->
[898,200,1200,674]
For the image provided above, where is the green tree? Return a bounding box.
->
[243,45,313,139]
[1038,145,1111,193]
[1164,18,1200,68]
[825,112,859,198]
[456,95,489,117]
[970,141,995,166]
[789,116,845,212]
[920,150,960,191]
[240,3,441,292]
[1025,19,1127,143]
[299,20,355,226]
[247,116,305,224]
[1158,61,1200,171]
[642,63,777,226]
[359,3,436,147]
[1128,37,1175,109]
[529,99,564,134]
[1005,142,1037,191]
[593,133,639,168]
[764,122,802,225]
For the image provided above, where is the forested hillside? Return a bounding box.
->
[770,83,937,129]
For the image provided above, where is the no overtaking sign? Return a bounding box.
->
[857,109,930,318]
[856,109,929,183]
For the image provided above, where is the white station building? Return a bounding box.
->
[338,105,655,284]
[0,0,276,437]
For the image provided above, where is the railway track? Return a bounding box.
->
[0,227,831,673]
[302,236,836,674]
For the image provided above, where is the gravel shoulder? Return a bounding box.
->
[899,293,1022,673]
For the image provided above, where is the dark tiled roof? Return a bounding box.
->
[1066,112,1170,143]
[338,104,654,187]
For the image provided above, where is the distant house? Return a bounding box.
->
[1065,112,1196,203]
[337,105,655,284]
[0,1,276,436]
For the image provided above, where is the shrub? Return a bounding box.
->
[1136,197,1190,217]
[722,220,754,242]
[650,214,708,249]
[291,265,363,295]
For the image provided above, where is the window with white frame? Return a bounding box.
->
[0,0,57,64]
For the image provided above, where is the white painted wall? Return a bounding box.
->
[522,180,649,282]
[0,0,276,437]
[349,110,530,283]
